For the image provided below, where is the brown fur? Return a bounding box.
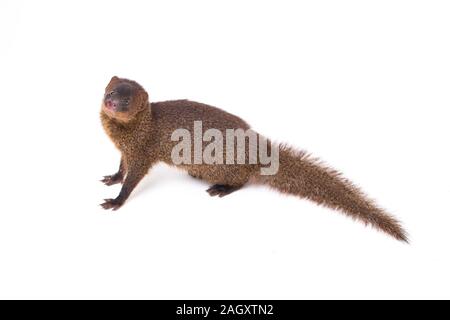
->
[100,76,408,242]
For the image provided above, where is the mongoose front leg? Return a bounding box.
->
[101,161,150,210]
[101,158,125,186]
[206,184,242,197]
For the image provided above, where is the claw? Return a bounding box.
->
[100,198,123,210]
[101,175,123,186]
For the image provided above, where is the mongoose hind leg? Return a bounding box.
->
[188,171,202,180]
[206,184,242,197]
[101,158,125,186]
[203,164,256,197]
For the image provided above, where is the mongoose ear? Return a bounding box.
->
[138,90,149,110]
[141,90,149,102]
[110,76,119,82]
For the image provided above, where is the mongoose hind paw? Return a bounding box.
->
[206,184,241,198]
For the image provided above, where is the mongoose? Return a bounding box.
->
[100,76,408,242]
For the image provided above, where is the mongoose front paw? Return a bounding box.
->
[101,174,123,186]
[100,198,124,210]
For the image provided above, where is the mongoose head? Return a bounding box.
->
[102,76,149,122]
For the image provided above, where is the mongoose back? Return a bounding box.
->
[100,76,408,242]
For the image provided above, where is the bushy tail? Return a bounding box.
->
[257,145,408,242]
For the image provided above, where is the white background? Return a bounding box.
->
[0,0,449,299]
